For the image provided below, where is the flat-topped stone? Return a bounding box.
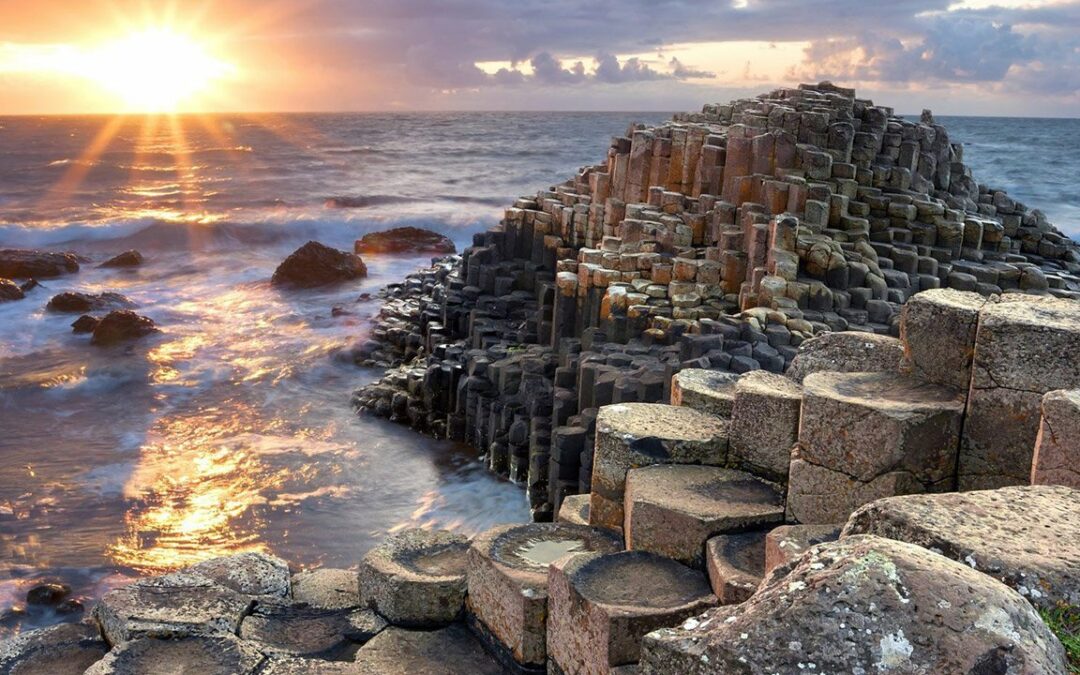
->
[291,568,360,610]
[260,656,365,674]
[704,531,766,604]
[91,571,253,644]
[641,535,1069,674]
[961,297,1080,489]
[624,465,784,568]
[83,635,264,675]
[784,331,904,384]
[763,523,841,576]
[359,528,470,627]
[591,403,729,532]
[189,551,291,598]
[1033,389,1080,488]
[843,484,1080,608]
[670,369,739,417]
[467,522,622,668]
[238,601,385,657]
[0,622,108,675]
[788,370,965,523]
[557,493,590,526]
[728,371,802,482]
[900,288,986,390]
[547,551,716,674]
[353,625,504,675]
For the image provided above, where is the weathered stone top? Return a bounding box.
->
[803,370,967,413]
[559,550,714,610]
[596,402,729,443]
[474,523,622,588]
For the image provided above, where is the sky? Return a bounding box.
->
[0,0,1078,116]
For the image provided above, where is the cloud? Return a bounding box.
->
[669,57,716,79]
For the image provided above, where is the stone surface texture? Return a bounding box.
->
[1032,389,1080,488]
[291,568,360,610]
[352,625,504,675]
[900,288,986,390]
[0,622,108,675]
[727,370,802,482]
[704,531,766,605]
[83,635,264,675]
[670,369,739,418]
[763,523,841,576]
[785,332,904,384]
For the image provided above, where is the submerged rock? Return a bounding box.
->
[47,291,134,313]
[83,635,264,675]
[272,241,367,288]
[90,310,158,345]
[0,622,108,675]
[0,249,80,278]
[0,278,24,302]
[641,535,1069,674]
[25,581,72,606]
[354,227,456,256]
[100,250,144,268]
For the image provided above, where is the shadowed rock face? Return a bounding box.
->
[0,622,108,675]
[641,535,1069,674]
[271,241,367,288]
[0,249,80,278]
[354,227,456,256]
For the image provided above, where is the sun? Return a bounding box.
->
[86,28,236,113]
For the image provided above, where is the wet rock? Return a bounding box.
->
[0,278,24,302]
[91,570,253,644]
[843,484,1080,609]
[71,314,100,334]
[83,635,264,675]
[557,494,590,526]
[624,465,783,568]
[0,249,79,278]
[900,288,986,390]
[784,331,904,384]
[90,310,159,345]
[547,551,715,673]
[466,522,621,668]
[25,582,71,606]
[292,568,360,610]
[271,241,367,288]
[641,535,1069,674]
[704,531,766,605]
[238,600,385,657]
[354,227,456,256]
[1032,389,1080,488]
[19,278,41,294]
[46,291,134,313]
[189,551,291,598]
[100,250,144,268]
[353,624,504,675]
[669,369,739,418]
[358,528,470,628]
[763,523,841,576]
[0,622,108,675]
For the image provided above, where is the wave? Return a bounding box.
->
[324,194,508,209]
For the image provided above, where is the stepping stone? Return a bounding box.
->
[260,657,363,674]
[91,571,254,644]
[727,371,802,482]
[763,524,841,576]
[899,288,986,390]
[547,551,715,674]
[705,531,766,604]
[784,331,903,384]
[641,535,1069,674]
[787,371,965,524]
[591,403,728,533]
[291,568,360,610]
[358,528,470,628]
[467,522,621,669]
[190,552,292,598]
[1033,389,1080,488]
[961,297,1080,489]
[556,493,590,526]
[670,369,739,417]
[624,465,783,568]
[843,484,1080,609]
[353,625,504,675]
[0,622,108,675]
[239,601,386,657]
[83,635,264,675]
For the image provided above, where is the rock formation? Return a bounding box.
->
[354,227,456,256]
[272,241,368,287]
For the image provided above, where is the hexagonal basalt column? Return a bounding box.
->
[84,635,264,675]
[358,528,470,628]
[899,288,986,390]
[557,493,590,526]
[238,600,386,657]
[591,403,729,533]
[466,523,621,669]
[670,369,739,417]
[1032,389,1080,488]
[624,465,783,568]
[546,551,716,674]
[705,531,767,605]
[728,371,802,482]
[0,623,108,675]
[787,371,965,524]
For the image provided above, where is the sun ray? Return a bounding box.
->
[45,114,128,207]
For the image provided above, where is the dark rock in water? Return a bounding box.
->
[272,241,367,288]
[90,310,158,345]
[331,306,351,317]
[0,622,109,675]
[0,249,80,278]
[355,227,456,256]
[72,315,100,334]
[26,581,72,606]
[20,278,41,293]
[100,249,144,268]
[0,278,24,301]
[47,291,134,313]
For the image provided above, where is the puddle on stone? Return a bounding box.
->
[407,547,468,576]
[512,538,586,568]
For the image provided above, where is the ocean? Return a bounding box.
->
[0,111,1076,634]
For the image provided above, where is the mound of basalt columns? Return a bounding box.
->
[358,528,470,628]
[466,522,621,670]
